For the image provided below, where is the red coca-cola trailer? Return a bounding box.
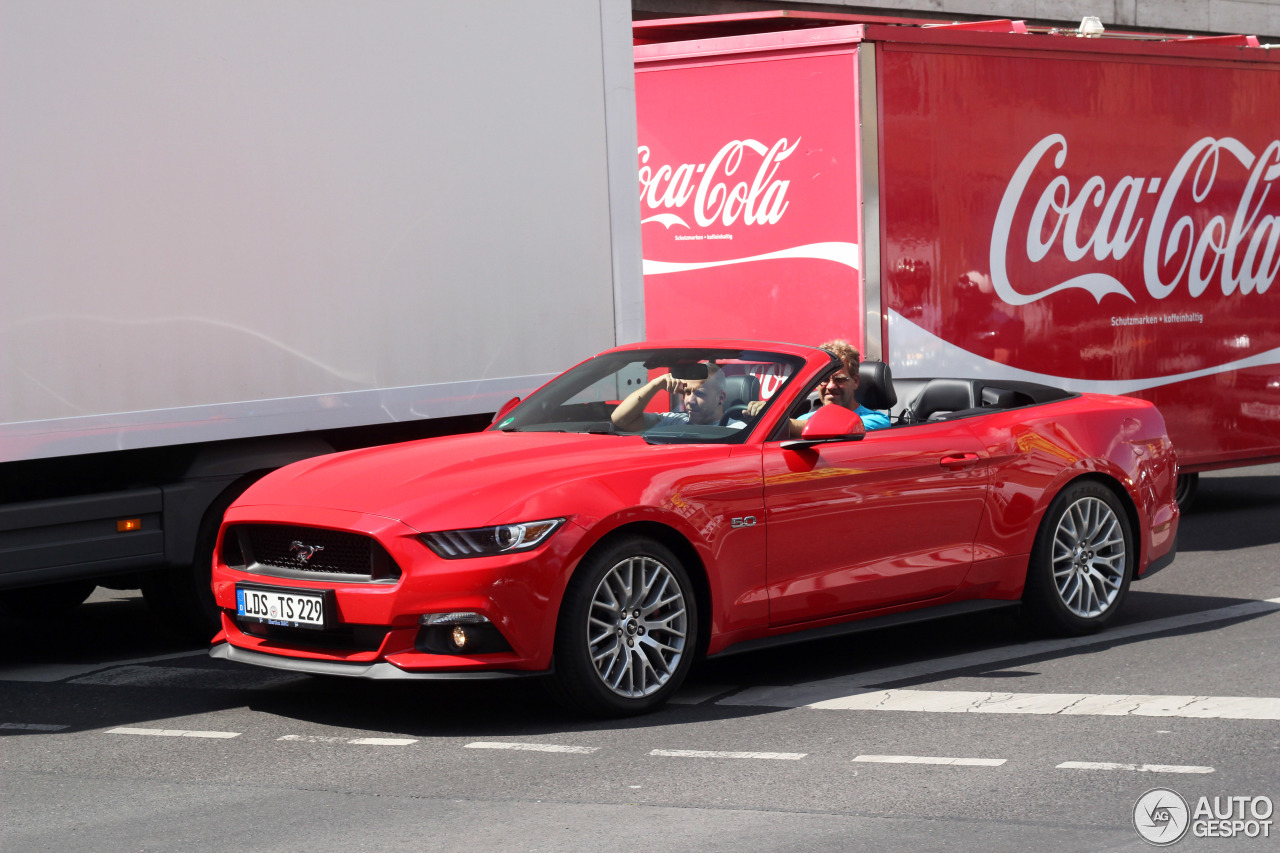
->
[634,12,1280,500]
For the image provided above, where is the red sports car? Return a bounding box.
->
[209,341,1179,715]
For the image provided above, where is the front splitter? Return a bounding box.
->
[209,642,547,680]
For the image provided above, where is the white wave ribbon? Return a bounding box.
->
[888,308,1280,395]
[643,242,860,276]
[641,213,690,229]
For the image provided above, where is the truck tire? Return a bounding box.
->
[1022,481,1133,636]
[550,535,697,717]
[0,579,97,619]
[142,478,255,643]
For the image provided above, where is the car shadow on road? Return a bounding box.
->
[5,589,1273,739]
[3,528,1274,739]
[1180,467,1280,551]
[234,588,1277,736]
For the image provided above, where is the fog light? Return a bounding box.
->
[420,611,489,626]
[414,612,513,656]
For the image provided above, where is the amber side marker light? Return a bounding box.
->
[117,518,142,533]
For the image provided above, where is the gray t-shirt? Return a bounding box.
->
[651,411,747,429]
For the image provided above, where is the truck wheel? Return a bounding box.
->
[551,536,697,717]
[0,579,97,619]
[1022,481,1133,636]
[142,478,254,643]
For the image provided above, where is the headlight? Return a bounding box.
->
[421,518,565,559]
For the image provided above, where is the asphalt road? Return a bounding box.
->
[3,466,1279,852]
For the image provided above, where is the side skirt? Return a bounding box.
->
[707,600,1020,660]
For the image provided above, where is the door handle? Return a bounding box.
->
[939,453,980,469]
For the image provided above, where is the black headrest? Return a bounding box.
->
[855,361,897,410]
[913,379,974,419]
[981,386,1020,408]
[723,374,761,407]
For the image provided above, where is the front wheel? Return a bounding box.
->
[1022,481,1133,636]
[551,536,697,717]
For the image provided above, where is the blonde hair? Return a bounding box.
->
[819,339,861,375]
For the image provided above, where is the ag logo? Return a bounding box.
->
[1134,788,1190,846]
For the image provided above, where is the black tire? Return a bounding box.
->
[142,478,255,643]
[0,579,97,619]
[1022,480,1134,636]
[550,535,698,717]
[1175,472,1199,512]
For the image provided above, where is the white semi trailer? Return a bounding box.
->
[0,0,643,637]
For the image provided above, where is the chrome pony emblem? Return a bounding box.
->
[289,540,325,563]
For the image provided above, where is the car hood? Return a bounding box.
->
[233,430,729,531]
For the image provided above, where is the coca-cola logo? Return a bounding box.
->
[991,134,1280,306]
[638,138,799,230]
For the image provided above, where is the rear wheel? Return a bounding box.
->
[1022,481,1133,636]
[551,535,697,717]
[1175,472,1199,512]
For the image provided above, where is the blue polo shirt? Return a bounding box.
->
[798,403,890,431]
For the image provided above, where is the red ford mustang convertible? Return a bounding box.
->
[210,341,1179,715]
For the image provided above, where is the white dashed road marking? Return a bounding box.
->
[277,735,417,745]
[106,727,240,739]
[1,722,69,731]
[466,741,599,754]
[1057,761,1215,774]
[649,749,807,760]
[795,689,1280,720]
[347,737,418,746]
[78,727,1222,775]
[854,754,1006,767]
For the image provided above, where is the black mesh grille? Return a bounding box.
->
[236,619,390,652]
[231,524,399,581]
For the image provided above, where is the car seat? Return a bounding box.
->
[909,379,975,422]
[722,374,761,424]
[855,361,897,414]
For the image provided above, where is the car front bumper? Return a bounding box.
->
[211,504,586,675]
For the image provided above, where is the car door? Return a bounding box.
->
[762,418,991,626]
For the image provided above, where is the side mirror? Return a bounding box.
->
[490,396,521,426]
[783,404,865,448]
[802,404,865,440]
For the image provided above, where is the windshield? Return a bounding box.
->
[493,347,804,444]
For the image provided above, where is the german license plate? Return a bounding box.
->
[236,585,325,630]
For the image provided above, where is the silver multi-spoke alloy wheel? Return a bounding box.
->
[587,555,688,699]
[1051,496,1127,618]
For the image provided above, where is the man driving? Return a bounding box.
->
[611,362,746,432]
